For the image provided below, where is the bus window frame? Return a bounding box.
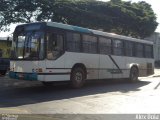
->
[44,26,154,59]
[98,36,112,55]
[112,39,124,56]
[82,34,98,54]
[11,30,45,61]
[46,27,65,60]
[66,31,81,52]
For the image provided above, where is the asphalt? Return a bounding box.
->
[0,70,160,119]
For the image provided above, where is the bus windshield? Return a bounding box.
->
[12,31,44,60]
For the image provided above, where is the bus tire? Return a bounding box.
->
[71,67,86,88]
[129,66,139,82]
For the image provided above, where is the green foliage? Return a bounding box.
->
[0,41,11,58]
[0,0,158,38]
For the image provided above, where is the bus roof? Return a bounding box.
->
[16,22,153,45]
[46,22,153,45]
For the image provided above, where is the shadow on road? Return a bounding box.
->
[0,78,150,107]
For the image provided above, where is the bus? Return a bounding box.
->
[0,37,11,75]
[9,22,154,88]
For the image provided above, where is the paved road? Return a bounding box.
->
[0,74,160,114]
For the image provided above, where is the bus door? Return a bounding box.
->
[99,38,126,79]
[111,39,125,79]
[45,30,66,81]
[111,55,126,79]
[98,37,113,79]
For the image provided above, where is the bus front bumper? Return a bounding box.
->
[9,71,38,81]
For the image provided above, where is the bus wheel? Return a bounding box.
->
[71,67,86,88]
[130,67,139,82]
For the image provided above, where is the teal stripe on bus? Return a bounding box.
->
[47,22,92,34]
[72,26,92,34]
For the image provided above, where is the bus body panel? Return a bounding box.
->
[44,53,70,81]
[111,55,126,79]
[10,61,39,73]
[99,55,113,79]
[37,61,46,81]
[10,61,39,81]
[125,57,154,77]
[43,74,70,82]
[65,52,99,80]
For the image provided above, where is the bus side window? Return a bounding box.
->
[66,32,81,52]
[125,41,134,57]
[82,35,97,54]
[113,39,124,56]
[99,37,111,55]
[135,43,144,57]
[56,35,64,52]
[47,33,64,60]
[145,45,153,58]
[47,33,56,51]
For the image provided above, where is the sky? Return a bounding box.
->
[0,0,159,37]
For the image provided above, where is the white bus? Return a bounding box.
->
[9,22,154,88]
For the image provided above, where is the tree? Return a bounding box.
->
[106,0,158,38]
[0,0,158,38]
